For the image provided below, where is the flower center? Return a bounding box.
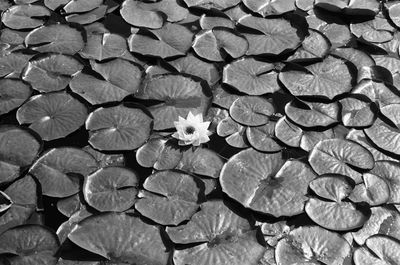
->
[185,126,195,134]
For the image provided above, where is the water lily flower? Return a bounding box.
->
[172,111,212,146]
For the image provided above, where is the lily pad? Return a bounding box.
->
[70,59,142,105]
[0,175,37,235]
[0,52,33,78]
[279,56,354,100]
[120,0,164,29]
[331,47,375,70]
[25,24,85,55]
[238,15,303,56]
[183,0,240,10]
[135,74,211,130]
[246,122,282,153]
[0,225,59,265]
[79,33,130,61]
[349,173,390,206]
[85,104,153,151]
[0,79,32,115]
[65,5,108,25]
[350,16,394,43]
[354,235,400,265]
[309,175,354,202]
[82,146,125,168]
[22,54,83,93]
[229,96,274,126]
[166,200,265,265]
[243,0,295,17]
[68,213,170,265]
[223,57,280,95]
[128,23,193,59]
[135,170,200,225]
[192,27,248,62]
[364,118,400,156]
[63,0,103,13]
[285,100,339,128]
[308,139,374,184]
[305,197,369,231]
[340,97,375,127]
[29,147,98,197]
[17,92,88,141]
[0,125,41,184]
[0,191,12,213]
[275,225,352,265]
[369,161,400,204]
[57,193,82,218]
[2,4,50,29]
[84,166,138,212]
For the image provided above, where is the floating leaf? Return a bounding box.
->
[243,0,295,17]
[82,145,125,168]
[0,52,33,78]
[22,54,83,93]
[0,126,41,184]
[309,175,353,202]
[183,0,240,10]
[135,170,200,225]
[136,74,211,130]
[0,79,32,115]
[354,235,400,265]
[167,200,265,265]
[84,167,138,212]
[305,197,369,231]
[370,161,400,204]
[279,56,353,100]
[223,57,280,95]
[199,14,235,30]
[120,0,164,29]
[70,59,142,105]
[17,92,88,141]
[309,139,374,184]
[168,53,220,86]
[193,27,248,62]
[0,191,12,213]
[246,122,282,153]
[65,5,107,25]
[238,15,303,56]
[177,147,224,178]
[2,4,50,29]
[388,2,400,28]
[63,0,103,13]
[229,96,274,126]
[217,116,249,148]
[349,173,390,206]
[79,33,130,61]
[350,16,394,43]
[0,225,59,265]
[288,28,331,62]
[128,23,193,59]
[340,97,375,127]
[57,193,82,218]
[285,100,339,128]
[25,24,85,55]
[86,104,152,151]
[29,147,98,197]
[68,213,170,265]
[364,118,400,156]
[275,226,352,265]
[331,47,375,70]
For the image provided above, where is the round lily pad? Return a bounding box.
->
[229,96,274,126]
[166,200,265,265]
[0,52,33,78]
[0,175,37,235]
[85,104,153,151]
[288,28,331,62]
[243,0,295,16]
[308,139,374,184]
[135,170,200,225]
[57,193,82,218]
[0,225,59,265]
[354,235,400,265]
[369,161,400,204]
[68,212,170,265]
[309,175,354,202]
[340,97,375,127]
[0,125,41,184]
[79,33,130,61]
[17,92,88,141]
[349,173,390,206]
[238,15,303,56]
[120,0,164,29]
[2,4,50,29]
[305,197,369,231]
[25,23,85,55]
[84,166,138,212]
[29,147,99,197]
[279,56,354,100]
[22,54,83,93]
[364,118,400,156]
[135,74,212,130]
[275,225,352,265]
[223,57,280,95]
[246,122,282,153]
